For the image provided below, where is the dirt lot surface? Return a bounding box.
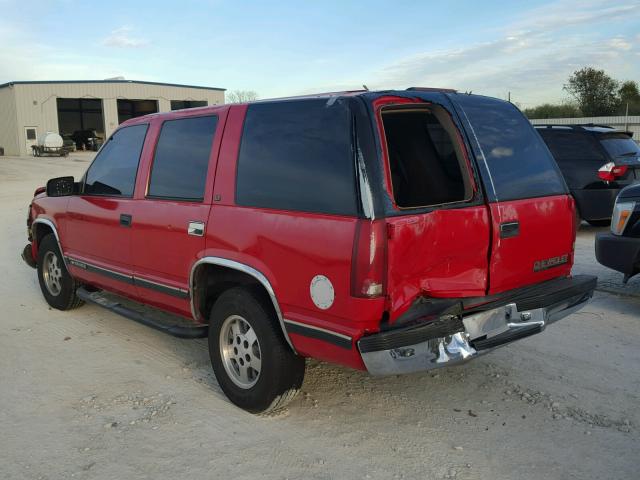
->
[1,154,639,480]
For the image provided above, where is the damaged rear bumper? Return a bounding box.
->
[358,275,596,375]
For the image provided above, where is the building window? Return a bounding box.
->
[170,100,208,110]
[117,99,158,124]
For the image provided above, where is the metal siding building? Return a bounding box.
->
[0,80,225,156]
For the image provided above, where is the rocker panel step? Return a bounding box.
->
[76,287,208,339]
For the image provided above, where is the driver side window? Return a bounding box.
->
[84,124,148,197]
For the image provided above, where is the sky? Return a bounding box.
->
[0,0,638,107]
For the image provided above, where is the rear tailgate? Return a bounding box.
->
[450,94,574,294]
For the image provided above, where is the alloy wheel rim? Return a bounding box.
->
[42,251,63,296]
[219,315,262,389]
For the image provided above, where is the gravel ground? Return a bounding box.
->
[1,154,639,480]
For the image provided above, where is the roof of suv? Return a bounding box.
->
[245,87,458,104]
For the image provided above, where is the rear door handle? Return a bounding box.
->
[500,221,519,238]
[120,214,132,227]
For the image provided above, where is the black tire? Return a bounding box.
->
[208,286,305,414]
[587,219,610,227]
[37,234,84,310]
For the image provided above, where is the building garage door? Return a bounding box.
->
[57,98,105,139]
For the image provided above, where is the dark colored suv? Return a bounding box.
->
[535,125,640,226]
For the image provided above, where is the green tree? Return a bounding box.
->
[226,90,259,103]
[617,80,640,115]
[564,67,619,116]
[522,103,581,119]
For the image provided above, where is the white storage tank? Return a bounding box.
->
[38,132,63,149]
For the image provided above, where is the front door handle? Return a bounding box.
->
[500,221,519,239]
[120,214,132,227]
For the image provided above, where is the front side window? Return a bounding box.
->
[84,124,148,196]
[236,99,357,215]
[381,106,472,208]
[147,116,218,200]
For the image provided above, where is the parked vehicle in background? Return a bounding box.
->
[535,125,640,226]
[71,129,103,151]
[31,132,69,157]
[595,183,640,282]
[22,89,596,414]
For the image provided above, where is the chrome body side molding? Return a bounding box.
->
[283,319,352,349]
[189,257,295,351]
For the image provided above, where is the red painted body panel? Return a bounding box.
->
[386,206,490,322]
[487,195,574,294]
[203,204,381,365]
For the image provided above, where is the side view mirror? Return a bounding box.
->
[46,176,76,197]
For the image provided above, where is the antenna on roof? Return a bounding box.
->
[362,84,369,91]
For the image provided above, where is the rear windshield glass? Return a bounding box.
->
[536,129,605,161]
[599,135,640,159]
[453,95,566,201]
[381,106,472,208]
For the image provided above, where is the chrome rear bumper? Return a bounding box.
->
[358,282,594,376]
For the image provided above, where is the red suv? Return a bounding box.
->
[22,89,596,413]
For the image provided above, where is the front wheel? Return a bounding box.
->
[37,234,84,310]
[208,287,305,414]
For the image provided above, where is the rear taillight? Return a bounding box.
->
[351,219,387,298]
[568,195,577,240]
[598,162,628,182]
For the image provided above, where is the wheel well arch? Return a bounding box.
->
[190,257,295,351]
[32,218,67,267]
[33,221,54,245]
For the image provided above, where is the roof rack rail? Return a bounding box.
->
[406,87,458,93]
[582,123,615,129]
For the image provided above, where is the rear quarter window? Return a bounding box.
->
[235,99,357,216]
[453,95,567,201]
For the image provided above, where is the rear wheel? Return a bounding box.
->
[208,287,305,414]
[37,234,84,310]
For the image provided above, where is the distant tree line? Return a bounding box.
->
[226,90,259,103]
[523,67,640,118]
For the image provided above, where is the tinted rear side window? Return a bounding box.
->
[453,95,566,201]
[536,130,604,161]
[599,134,640,159]
[236,99,357,215]
[84,124,148,196]
[148,116,218,200]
